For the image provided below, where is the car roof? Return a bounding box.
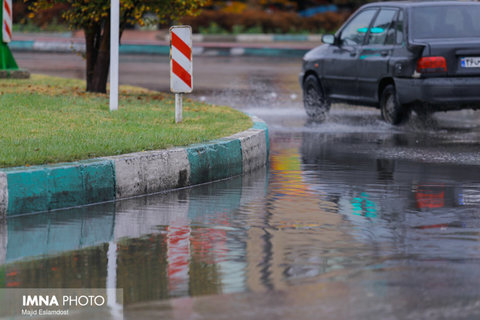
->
[362,1,480,9]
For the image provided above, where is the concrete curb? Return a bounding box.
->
[13,31,323,43]
[10,40,311,58]
[0,115,269,217]
[0,69,31,79]
[188,34,323,43]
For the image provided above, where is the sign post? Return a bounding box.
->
[170,26,193,123]
[0,0,18,70]
[109,0,119,112]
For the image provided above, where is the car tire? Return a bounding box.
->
[303,75,330,122]
[380,84,410,125]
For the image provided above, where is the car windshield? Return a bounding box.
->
[411,5,480,39]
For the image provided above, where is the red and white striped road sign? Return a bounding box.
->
[3,0,12,43]
[170,26,192,93]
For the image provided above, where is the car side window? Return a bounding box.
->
[367,9,398,45]
[340,9,377,46]
[395,10,404,45]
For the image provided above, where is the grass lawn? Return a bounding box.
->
[0,75,252,168]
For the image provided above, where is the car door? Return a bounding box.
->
[323,8,378,101]
[357,8,400,104]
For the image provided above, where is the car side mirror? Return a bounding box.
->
[322,34,336,45]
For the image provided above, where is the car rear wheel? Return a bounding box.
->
[303,75,330,122]
[380,84,410,125]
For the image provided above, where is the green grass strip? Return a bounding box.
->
[0,75,252,168]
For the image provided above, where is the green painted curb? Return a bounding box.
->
[6,167,48,214]
[4,160,115,216]
[10,40,310,58]
[187,139,243,185]
[9,40,34,51]
[119,44,170,55]
[243,47,308,57]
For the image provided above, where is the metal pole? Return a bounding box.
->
[175,93,183,123]
[109,0,119,111]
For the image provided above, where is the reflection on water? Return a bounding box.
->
[0,169,268,305]
[9,53,480,318]
[2,125,480,318]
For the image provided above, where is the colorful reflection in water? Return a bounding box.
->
[414,184,446,209]
[1,131,480,319]
[0,172,265,305]
[351,192,377,218]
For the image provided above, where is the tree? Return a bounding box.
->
[28,0,206,93]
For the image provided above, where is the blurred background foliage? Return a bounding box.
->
[13,0,375,34]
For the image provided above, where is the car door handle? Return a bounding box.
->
[380,50,389,57]
[350,51,357,57]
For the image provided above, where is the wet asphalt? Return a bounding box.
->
[6,52,480,319]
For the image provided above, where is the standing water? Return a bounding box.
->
[5,55,480,319]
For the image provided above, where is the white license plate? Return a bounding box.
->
[461,57,480,68]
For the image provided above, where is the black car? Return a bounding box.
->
[300,1,480,124]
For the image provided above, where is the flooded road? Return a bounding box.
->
[4,53,480,319]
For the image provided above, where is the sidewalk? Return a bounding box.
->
[10,29,320,57]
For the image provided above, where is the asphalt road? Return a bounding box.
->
[14,52,300,95]
[11,51,480,319]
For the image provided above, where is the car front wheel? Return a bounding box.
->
[380,84,410,125]
[303,75,330,122]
